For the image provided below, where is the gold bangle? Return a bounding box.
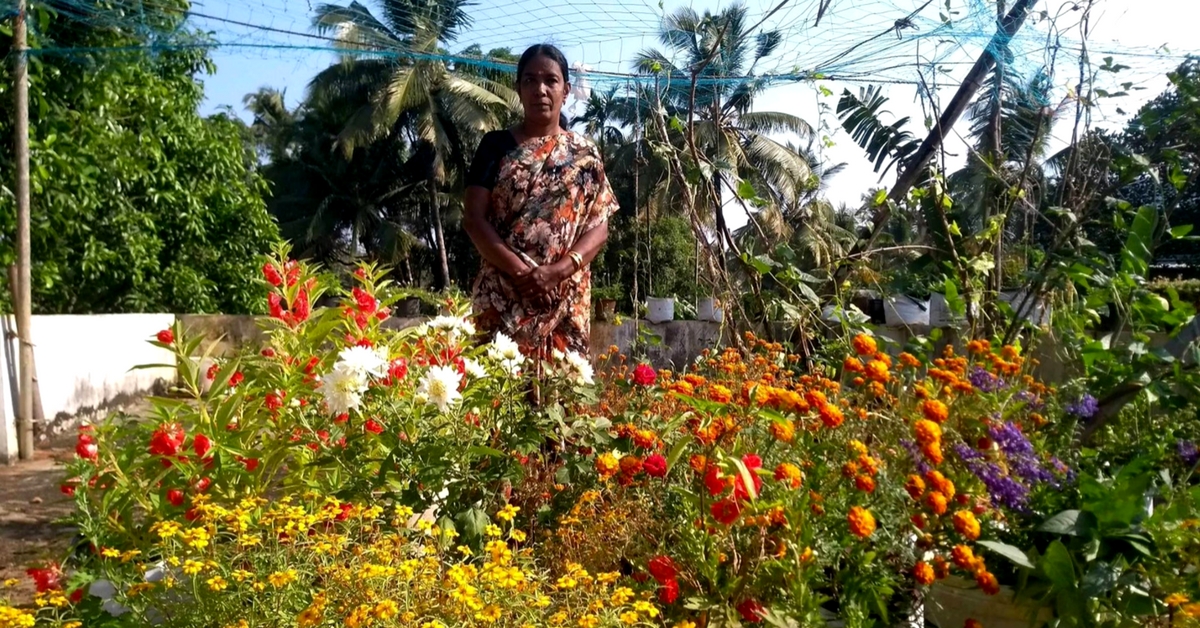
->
[568,251,584,270]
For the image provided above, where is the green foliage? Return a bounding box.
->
[0,4,278,314]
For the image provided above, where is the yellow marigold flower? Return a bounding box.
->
[231,569,253,582]
[920,399,949,424]
[707,384,733,403]
[952,510,981,540]
[484,524,502,537]
[847,506,876,538]
[774,462,804,489]
[1182,603,1200,618]
[153,520,182,539]
[206,576,228,592]
[268,569,297,588]
[474,605,502,623]
[611,587,634,605]
[1166,593,1190,607]
[416,519,434,532]
[373,600,399,620]
[422,622,447,628]
[619,611,639,625]
[182,527,211,550]
[119,549,142,563]
[633,600,659,617]
[852,333,877,356]
[0,607,37,628]
[534,595,552,609]
[549,612,568,625]
[497,504,520,522]
[224,621,249,628]
[297,605,323,628]
[768,420,795,443]
[100,547,120,558]
[555,575,578,590]
[595,452,620,480]
[182,559,206,575]
[510,529,527,543]
[3,579,19,587]
[394,504,415,520]
[62,623,82,628]
[675,622,697,628]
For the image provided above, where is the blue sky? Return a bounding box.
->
[194,0,1198,213]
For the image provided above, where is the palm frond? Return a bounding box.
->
[738,111,813,137]
[836,86,920,177]
[313,1,399,50]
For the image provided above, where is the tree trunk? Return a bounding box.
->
[429,179,451,290]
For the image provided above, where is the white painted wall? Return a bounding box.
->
[0,314,176,464]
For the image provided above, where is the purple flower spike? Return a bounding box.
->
[1179,440,1199,468]
[1066,394,1099,419]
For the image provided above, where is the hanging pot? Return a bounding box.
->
[884,295,930,326]
[646,297,675,323]
[697,297,723,323]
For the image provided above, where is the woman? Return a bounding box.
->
[464,44,617,361]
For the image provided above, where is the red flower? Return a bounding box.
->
[228,372,244,387]
[631,364,657,386]
[167,489,185,507]
[59,483,76,497]
[263,262,283,286]
[69,588,84,604]
[193,477,212,493]
[75,440,98,462]
[643,453,668,478]
[268,292,286,319]
[354,267,367,279]
[261,347,276,358]
[149,423,186,457]
[292,286,312,323]
[334,413,349,424]
[206,362,220,381]
[657,578,680,604]
[736,599,766,623]
[26,565,63,592]
[265,391,285,411]
[240,457,260,472]
[192,434,212,459]
[388,358,408,383]
[711,498,742,525]
[284,260,300,287]
[156,329,174,345]
[335,503,354,521]
[704,465,729,497]
[647,555,678,582]
[352,287,377,315]
[364,419,384,435]
[733,454,764,500]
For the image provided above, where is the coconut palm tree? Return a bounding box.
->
[308,0,518,289]
[634,4,814,257]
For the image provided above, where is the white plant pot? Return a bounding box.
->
[646,297,675,323]
[929,293,979,327]
[884,296,930,326]
[1000,290,1050,326]
[697,297,723,323]
[926,576,1052,628]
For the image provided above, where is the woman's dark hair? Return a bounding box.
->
[517,44,571,130]
[517,44,569,84]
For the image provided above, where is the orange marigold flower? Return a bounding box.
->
[848,439,868,455]
[899,352,921,368]
[689,454,708,473]
[619,455,643,476]
[852,376,866,387]
[1181,603,1200,619]
[921,399,949,424]
[1001,345,1021,360]
[976,570,1000,595]
[874,352,893,367]
[805,389,828,408]
[843,356,865,374]
[951,544,975,570]
[911,513,927,529]
[926,491,948,515]
[633,429,658,449]
[708,384,733,404]
[595,453,620,480]
[854,474,876,493]
[819,403,845,428]
[684,374,707,387]
[913,561,935,585]
[925,470,956,500]
[1165,593,1190,607]
[774,463,803,489]
[857,454,880,476]
[905,474,926,500]
[934,556,951,579]
[967,339,990,354]
[670,380,695,396]
[769,420,796,444]
[865,360,890,382]
[921,441,944,465]
[913,419,942,446]
[841,462,859,478]
[852,333,877,356]
[952,510,981,540]
[847,506,876,538]
[869,381,888,397]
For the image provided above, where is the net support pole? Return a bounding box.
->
[12,0,35,460]
[865,0,1039,246]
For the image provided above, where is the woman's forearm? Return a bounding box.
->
[570,223,609,266]
[464,187,528,277]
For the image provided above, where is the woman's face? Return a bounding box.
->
[518,55,569,127]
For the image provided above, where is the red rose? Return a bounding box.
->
[228,372,244,388]
[26,565,63,592]
[192,477,211,493]
[263,262,283,286]
[149,423,186,457]
[647,555,678,583]
[75,441,98,462]
[184,508,200,522]
[733,454,764,500]
[364,419,384,435]
[737,599,766,623]
[631,363,657,386]
[711,498,742,525]
[192,434,212,459]
[657,578,680,604]
[388,358,408,382]
[156,329,174,345]
[643,453,668,478]
[167,489,185,507]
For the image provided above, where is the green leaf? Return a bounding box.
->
[872,189,888,206]
[1041,540,1077,589]
[1121,205,1159,276]
[1170,224,1193,238]
[465,446,506,458]
[728,456,758,500]
[736,179,758,201]
[665,436,691,473]
[978,540,1035,569]
[454,507,490,540]
[1038,510,1081,536]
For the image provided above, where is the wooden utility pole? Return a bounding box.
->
[12,0,35,459]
